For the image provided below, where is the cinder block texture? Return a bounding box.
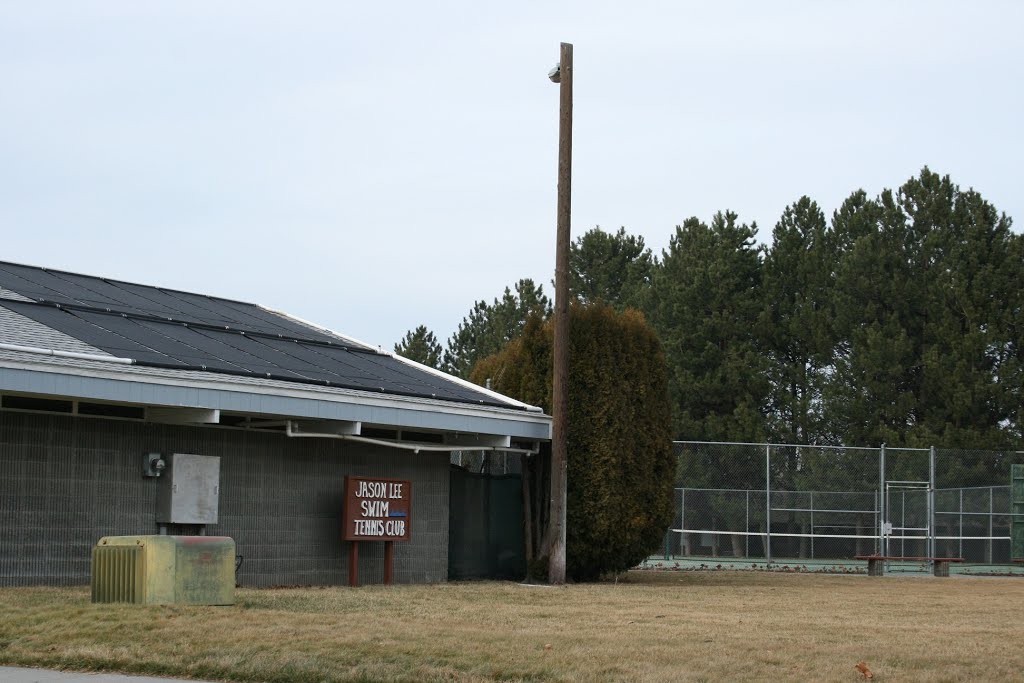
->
[0,412,450,587]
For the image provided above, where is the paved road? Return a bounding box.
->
[0,667,220,683]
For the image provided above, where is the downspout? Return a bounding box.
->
[0,342,134,365]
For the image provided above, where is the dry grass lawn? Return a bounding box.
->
[1,570,1023,682]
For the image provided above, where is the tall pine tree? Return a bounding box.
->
[759,197,834,445]
[443,279,550,378]
[826,188,919,446]
[569,226,654,309]
[645,211,768,443]
[824,169,1023,450]
[394,325,443,369]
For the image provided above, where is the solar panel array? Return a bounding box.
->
[0,261,511,409]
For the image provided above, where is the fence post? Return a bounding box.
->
[745,488,750,558]
[810,490,815,559]
[929,446,936,561]
[988,486,993,565]
[959,488,964,561]
[901,490,906,558]
[680,488,685,556]
[874,489,879,557]
[765,444,772,565]
[880,443,886,557]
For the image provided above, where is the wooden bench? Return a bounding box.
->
[855,555,964,577]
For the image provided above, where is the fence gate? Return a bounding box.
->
[882,446,935,564]
[884,482,931,559]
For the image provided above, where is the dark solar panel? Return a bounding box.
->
[294,342,433,394]
[140,323,310,380]
[1,301,178,365]
[211,333,360,384]
[71,313,247,374]
[0,264,86,306]
[0,260,352,342]
[156,289,311,338]
[298,343,479,401]
[106,281,240,326]
[0,261,514,409]
[51,274,197,318]
[258,337,390,383]
[359,353,472,400]
[12,267,166,317]
[217,298,329,337]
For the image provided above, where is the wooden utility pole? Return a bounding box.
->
[548,41,573,585]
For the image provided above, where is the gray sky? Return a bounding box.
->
[2,2,1021,349]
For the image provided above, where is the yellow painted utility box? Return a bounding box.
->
[91,535,235,605]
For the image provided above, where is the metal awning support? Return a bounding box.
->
[285,420,539,455]
[289,418,361,436]
[145,407,220,425]
[444,433,512,449]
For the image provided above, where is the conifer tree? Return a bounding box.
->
[471,304,674,581]
[569,226,654,309]
[760,197,834,445]
[393,325,443,369]
[826,188,918,446]
[896,169,1019,452]
[645,211,768,443]
[443,279,550,378]
[826,169,1022,451]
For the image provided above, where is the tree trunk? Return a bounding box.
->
[531,449,551,565]
[730,533,746,558]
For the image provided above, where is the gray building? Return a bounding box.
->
[0,261,550,587]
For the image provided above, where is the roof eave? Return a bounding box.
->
[0,355,552,441]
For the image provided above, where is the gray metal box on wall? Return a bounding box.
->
[157,453,221,524]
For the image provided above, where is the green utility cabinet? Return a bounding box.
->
[91,535,235,605]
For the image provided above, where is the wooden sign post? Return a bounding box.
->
[342,476,412,587]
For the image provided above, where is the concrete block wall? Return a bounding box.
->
[0,411,450,587]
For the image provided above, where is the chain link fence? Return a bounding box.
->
[662,442,1024,569]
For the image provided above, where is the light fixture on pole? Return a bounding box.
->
[547,41,572,586]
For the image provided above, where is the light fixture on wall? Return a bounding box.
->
[142,453,166,478]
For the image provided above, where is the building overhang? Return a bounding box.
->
[0,352,552,442]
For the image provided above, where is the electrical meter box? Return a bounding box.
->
[157,453,220,524]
